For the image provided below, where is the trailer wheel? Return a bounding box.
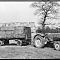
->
[33,35,45,48]
[0,40,3,46]
[4,40,9,45]
[54,42,60,51]
[17,40,22,46]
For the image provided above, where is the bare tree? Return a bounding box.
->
[31,1,60,34]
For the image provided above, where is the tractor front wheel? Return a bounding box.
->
[54,42,60,51]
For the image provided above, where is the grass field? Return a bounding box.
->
[0,45,60,59]
[0,33,60,59]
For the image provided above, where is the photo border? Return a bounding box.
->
[0,0,59,2]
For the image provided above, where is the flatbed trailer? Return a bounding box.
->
[0,26,31,46]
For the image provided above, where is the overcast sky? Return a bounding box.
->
[0,2,38,23]
[0,1,60,28]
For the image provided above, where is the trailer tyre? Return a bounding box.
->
[54,43,60,51]
[17,40,22,46]
[34,35,44,48]
[0,40,3,46]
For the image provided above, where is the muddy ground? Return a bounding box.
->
[0,45,60,59]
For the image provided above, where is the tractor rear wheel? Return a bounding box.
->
[33,35,45,48]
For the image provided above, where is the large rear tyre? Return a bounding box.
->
[54,42,60,51]
[33,35,45,48]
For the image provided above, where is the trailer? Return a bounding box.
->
[0,26,31,46]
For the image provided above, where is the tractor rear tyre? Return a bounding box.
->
[33,35,45,48]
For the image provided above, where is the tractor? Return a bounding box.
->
[32,27,60,51]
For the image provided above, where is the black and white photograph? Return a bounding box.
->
[0,0,60,59]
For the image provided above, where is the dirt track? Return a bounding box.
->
[0,45,60,59]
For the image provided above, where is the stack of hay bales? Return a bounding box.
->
[0,22,36,38]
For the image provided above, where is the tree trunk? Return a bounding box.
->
[42,12,47,35]
[42,24,45,34]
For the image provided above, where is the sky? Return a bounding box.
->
[0,1,60,28]
[0,2,37,23]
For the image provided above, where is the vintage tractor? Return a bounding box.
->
[31,27,60,51]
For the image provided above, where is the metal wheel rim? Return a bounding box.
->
[0,41,2,45]
[17,40,22,46]
[55,44,59,50]
[35,39,42,47]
